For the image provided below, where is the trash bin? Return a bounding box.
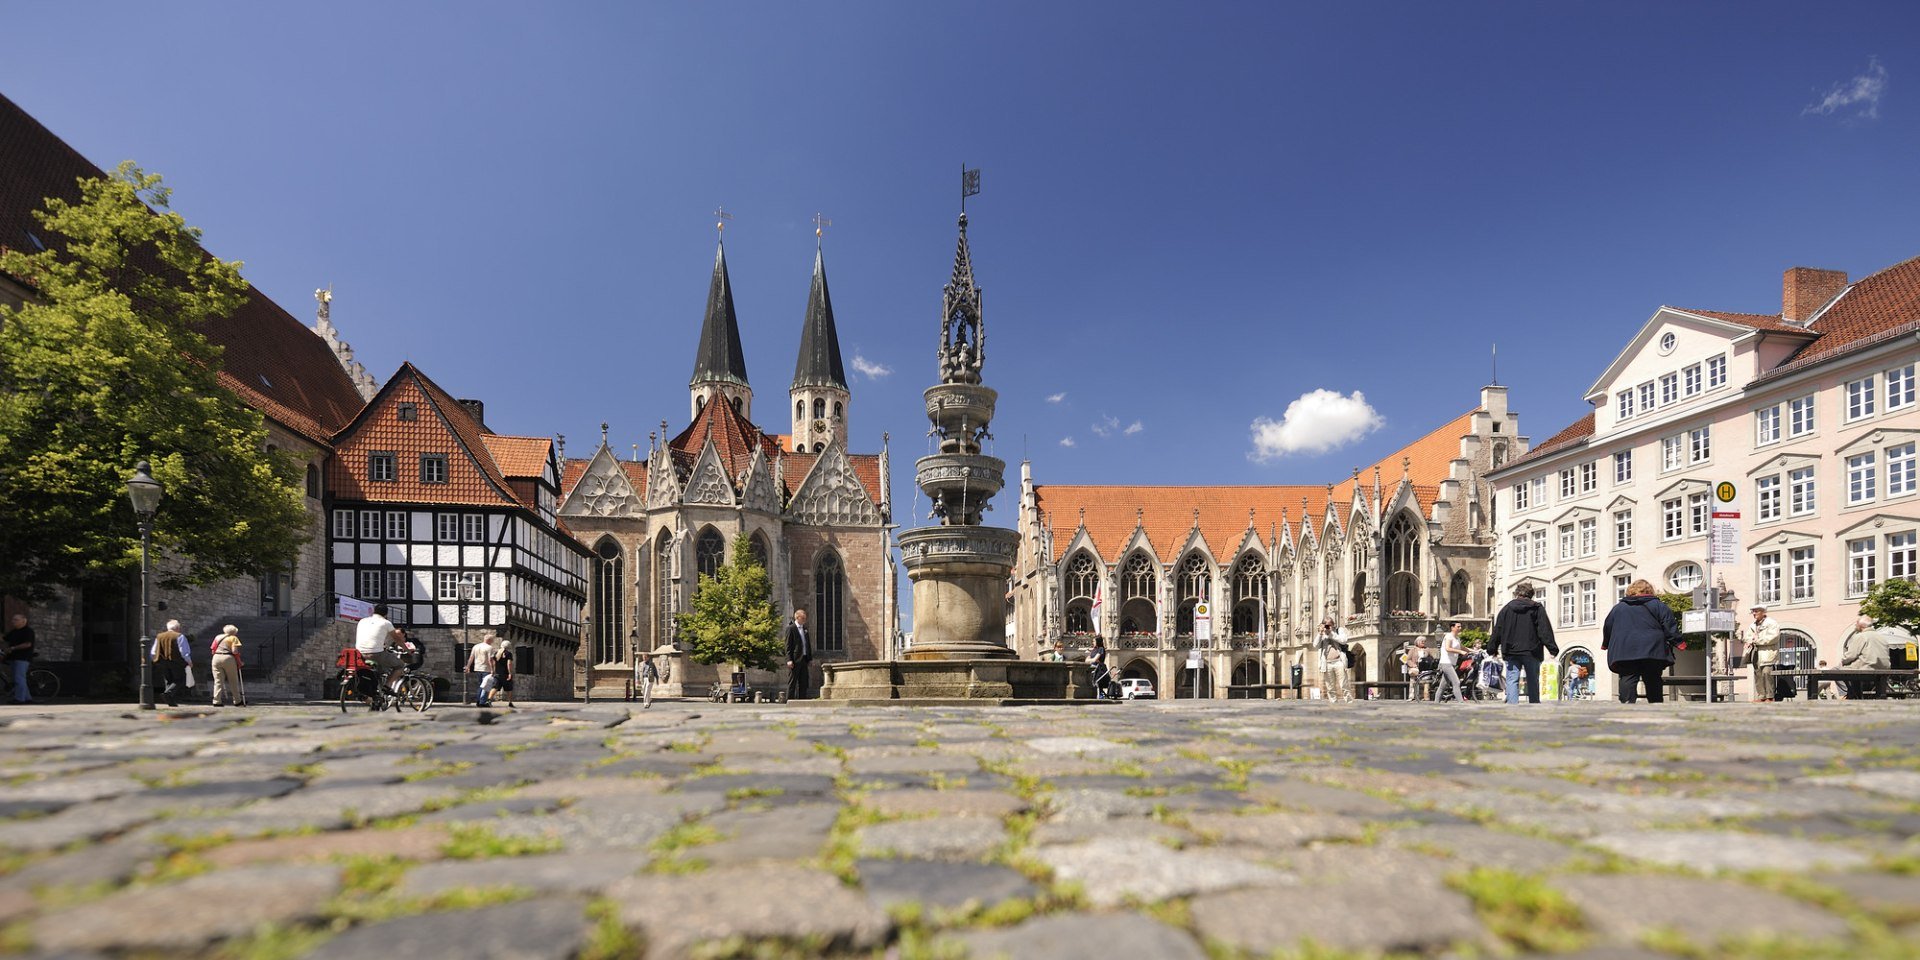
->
[1289,665,1304,696]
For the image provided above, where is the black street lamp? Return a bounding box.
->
[125,460,163,710]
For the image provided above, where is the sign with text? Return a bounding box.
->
[1683,610,1737,633]
[1708,511,1741,564]
[337,596,373,622]
[1186,649,1202,670]
[1193,601,1212,642]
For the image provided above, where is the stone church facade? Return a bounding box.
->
[559,241,897,698]
[1012,385,1525,698]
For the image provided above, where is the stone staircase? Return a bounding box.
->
[178,612,354,702]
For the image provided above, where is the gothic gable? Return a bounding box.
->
[684,441,738,507]
[647,447,682,509]
[741,448,782,514]
[787,440,879,526]
[561,444,640,519]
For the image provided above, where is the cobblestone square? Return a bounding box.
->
[1,699,1917,959]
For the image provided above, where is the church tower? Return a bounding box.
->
[790,243,849,452]
[690,241,752,422]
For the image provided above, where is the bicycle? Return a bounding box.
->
[335,649,432,713]
[0,664,59,701]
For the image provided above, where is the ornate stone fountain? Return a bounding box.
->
[819,211,1089,701]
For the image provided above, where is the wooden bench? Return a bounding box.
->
[1354,680,1412,701]
[1771,668,1919,700]
[1661,674,1740,701]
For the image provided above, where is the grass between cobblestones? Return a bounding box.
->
[1444,866,1589,953]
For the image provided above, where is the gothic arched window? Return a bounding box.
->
[1176,552,1211,636]
[796,400,805,421]
[814,551,845,652]
[1119,552,1157,636]
[1064,552,1098,634]
[748,532,770,569]
[1449,570,1471,616]
[833,401,843,419]
[1232,553,1267,636]
[655,532,674,648]
[592,537,625,664]
[813,398,826,419]
[305,464,320,499]
[1385,513,1422,613]
[695,527,725,581]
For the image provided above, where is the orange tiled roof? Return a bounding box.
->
[1671,307,1811,334]
[483,435,551,479]
[658,397,885,507]
[1037,410,1478,562]
[1768,253,1920,378]
[1501,412,1595,471]
[559,456,649,495]
[329,363,520,507]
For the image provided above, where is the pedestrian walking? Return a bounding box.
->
[1739,606,1782,702]
[1601,579,1679,703]
[1434,623,1468,703]
[1490,582,1558,704]
[470,633,499,706]
[491,639,515,707]
[209,624,245,707]
[785,608,813,701]
[151,619,190,707]
[4,614,35,704]
[637,652,659,709]
[1317,620,1351,702]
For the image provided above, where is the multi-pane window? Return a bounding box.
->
[1846,376,1876,422]
[368,452,396,482]
[1638,381,1655,411]
[1847,452,1878,504]
[1889,364,1916,411]
[385,511,408,540]
[1559,583,1577,626]
[1756,405,1780,445]
[1706,355,1726,388]
[1890,531,1917,582]
[1662,435,1683,471]
[360,510,380,540]
[1579,462,1598,494]
[1558,523,1576,561]
[1580,580,1597,624]
[1614,451,1633,484]
[1757,474,1781,521]
[1689,425,1711,463]
[1514,481,1531,511]
[333,509,355,539]
[1560,469,1576,499]
[1789,467,1817,516]
[1790,547,1816,602]
[460,571,483,603]
[1660,373,1678,406]
[1530,530,1548,567]
[358,570,382,599]
[1887,443,1916,497]
[420,453,449,484]
[437,571,461,601]
[463,514,487,542]
[1788,395,1816,437]
[1683,363,1702,396]
[1614,509,1633,551]
[437,514,461,542]
[1688,492,1710,537]
[1529,477,1546,509]
[1848,537,1878,596]
[1662,498,1684,541]
[1614,574,1632,601]
[1617,392,1634,419]
[1756,553,1782,604]
[385,570,409,603]
[1579,518,1597,557]
[1669,562,1703,592]
[1511,535,1528,570]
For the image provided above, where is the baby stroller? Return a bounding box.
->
[1479,655,1507,701]
[1090,661,1121,700]
[1442,653,1477,702]
[1414,655,1440,701]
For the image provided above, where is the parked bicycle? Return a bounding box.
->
[0,666,59,701]
[335,647,432,713]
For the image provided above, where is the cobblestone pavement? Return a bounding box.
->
[1,699,1918,959]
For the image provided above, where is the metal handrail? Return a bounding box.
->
[252,591,340,677]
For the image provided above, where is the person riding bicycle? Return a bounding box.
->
[354,603,405,694]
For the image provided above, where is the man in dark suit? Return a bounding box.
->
[785,608,812,701]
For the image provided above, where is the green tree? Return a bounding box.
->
[1862,578,1920,635]
[0,163,308,601]
[678,538,782,674]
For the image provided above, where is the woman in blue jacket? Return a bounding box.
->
[1601,579,1680,703]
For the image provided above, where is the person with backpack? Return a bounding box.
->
[1490,583,1558,704]
[1601,579,1679,703]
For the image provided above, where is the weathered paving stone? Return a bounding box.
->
[608,865,889,958]
[857,858,1036,913]
[417,795,561,824]
[672,772,838,798]
[1185,810,1366,848]
[203,824,450,867]
[1029,817,1186,847]
[1807,771,1920,799]
[846,751,980,775]
[0,776,147,805]
[302,896,591,960]
[401,851,640,897]
[862,788,1027,818]
[952,912,1208,960]
[32,863,342,951]
[491,792,723,850]
[1244,778,1405,816]
[1023,736,1126,754]
[0,802,154,851]
[696,802,841,865]
[1551,874,1852,943]
[1191,877,1485,954]
[1382,823,1583,871]
[857,817,1007,861]
[1812,872,1920,920]
[1046,788,1158,822]
[0,839,165,891]
[1584,829,1871,872]
[1035,837,1291,907]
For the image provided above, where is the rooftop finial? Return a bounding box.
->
[556,434,566,461]
[713,205,733,239]
[812,212,831,246]
[600,422,609,445]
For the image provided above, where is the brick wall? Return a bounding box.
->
[784,526,889,663]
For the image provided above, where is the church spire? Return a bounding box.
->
[939,213,984,386]
[792,245,847,390]
[690,239,752,421]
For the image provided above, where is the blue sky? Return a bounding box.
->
[5,2,1918,514]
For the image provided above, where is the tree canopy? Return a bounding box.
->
[1863,578,1920,635]
[678,537,783,673]
[0,163,308,600]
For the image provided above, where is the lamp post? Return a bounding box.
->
[125,461,163,710]
[459,580,479,705]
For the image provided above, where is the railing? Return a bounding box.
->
[250,592,340,678]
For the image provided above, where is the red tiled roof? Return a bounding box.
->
[781,450,885,506]
[1670,308,1811,334]
[1036,410,1478,562]
[1500,412,1595,471]
[669,395,781,475]
[483,435,551,479]
[559,456,649,495]
[329,363,520,507]
[0,92,364,443]
[1768,253,1920,378]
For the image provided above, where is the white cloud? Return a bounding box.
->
[1046,392,1066,404]
[1248,389,1384,461]
[1059,436,1076,447]
[1805,57,1888,120]
[1124,420,1143,436]
[851,354,892,379]
[1090,414,1120,438]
